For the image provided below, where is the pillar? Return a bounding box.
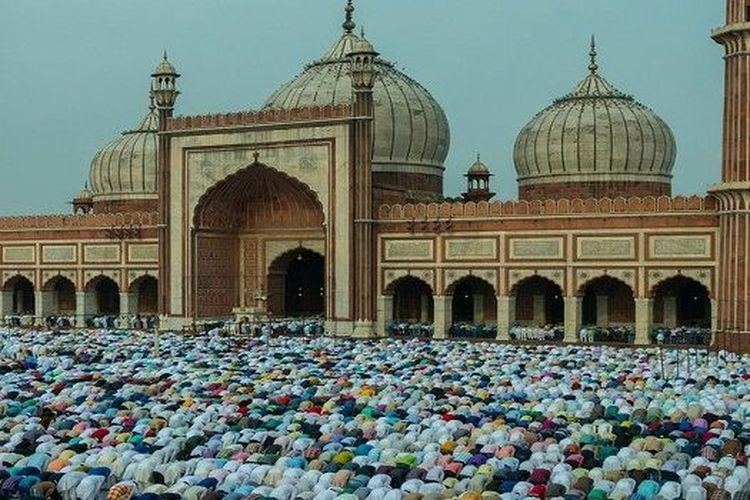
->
[75,291,87,327]
[532,294,545,326]
[0,291,11,320]
[663,296,677,328]
[434,295,451,339]
[473,294,485,323]
[36,290,56,325]
[497,296,514,340]
[376,295,393,337]
[596,295,609,326]
[711,298,718,334]
[564,296,582,342]
[420,294,430,323]
[120,292,137,316]
[635,298,653,345]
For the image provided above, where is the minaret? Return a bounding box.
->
[463,154,495,202]
[348,17,379,337]
[151,52,180,319]
[712,3,750,347]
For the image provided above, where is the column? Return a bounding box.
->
[635,298,653,345]
[473,294,485,324]
[0,291,11,321]
[120,292,137,316]
[663,296,677,328]
[75,291,86,328]
[36,290,56,325]
[532,295,545,326]
[433,295,451,339]
[420,294,430,323]
[376,295,393,337]
[596,295,609,326]
[564,296,582,342]
[711,298,718,335]
[497,296,514,340]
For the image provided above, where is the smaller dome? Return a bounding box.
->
[467,155,491,176]
[74,184,93,201]
[350,32,376,54]
[152,51,177,76]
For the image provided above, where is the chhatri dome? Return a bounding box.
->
[513,37,676,200]
[264,1,450,193]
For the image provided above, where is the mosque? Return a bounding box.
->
[0,1,747,350]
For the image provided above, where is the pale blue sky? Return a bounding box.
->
[0,0,724,214]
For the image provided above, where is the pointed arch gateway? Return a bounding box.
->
[192,162,326,319]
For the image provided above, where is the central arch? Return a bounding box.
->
[267,248,324,318]
[193,162,325,318]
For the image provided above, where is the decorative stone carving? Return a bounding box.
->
[188,145,330,224]
[42,245,76,263]
[443,269,497,293]
[2,270,35,287]
[384,239,434,261]
[83,270,121,288]
[577,237,634,259]
[41,270,76,287]
[445,238,497,260]
[128,243,158,262]
[127,270,158,288]
[649,235,711,259]
[84,244,120,263]
[2,246,35,264]
[577,268,635,292]
[509,238,563,260]
[383,269,434,292]
[508,269,565,292]
[648,268,713,295]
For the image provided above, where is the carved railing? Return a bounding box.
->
[167,104,352,131]
[377,195,717,220]
[0,211,158,230]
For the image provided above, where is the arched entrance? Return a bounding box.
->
[42,276,76,315]
[193,162,325,318]
[580,276,635,326]
[446,276,496,337]
[267,249,324,317]
[388,276,434,328]
[3,275,35,315]
[130,275,158,315]
[511,276,564,326]
[86,276,120,316]
[652,276,710,328]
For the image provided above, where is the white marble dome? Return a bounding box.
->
[513,45,676,190]
[88,103,158,201]
[264,30,450,178]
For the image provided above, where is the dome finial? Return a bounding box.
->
[588,34,599,75]
[343,0,355,34]
[148,90,156,112]
[476,151,481,162]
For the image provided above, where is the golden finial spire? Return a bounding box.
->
[343,0,355,34]
[588,34,599,75]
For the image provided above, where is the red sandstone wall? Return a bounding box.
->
[519,181,671,202]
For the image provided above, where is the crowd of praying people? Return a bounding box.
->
[651,327,712,346]
[579,326,635,344]
[1,328,750,499]
[448,323,498,340]
[508,325,564,342]
[387,322,434,338]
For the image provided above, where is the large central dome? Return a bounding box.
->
[263,4,450,201]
